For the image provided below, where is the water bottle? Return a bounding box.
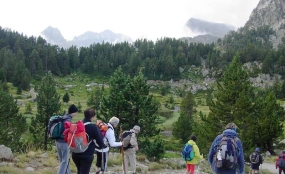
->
[217,149,222,160]
[216,149,222,168]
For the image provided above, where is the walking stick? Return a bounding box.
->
[120,125,126,174]
[101,149,104,174]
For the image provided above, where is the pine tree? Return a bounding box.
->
[25,102,32,114]
[252,91,285,155]
[29,72,61,150]
[172,91,196,142]
[16,85,22,95]
[62,92,70,103]
[0,89,27,151]
[87,87,102,110]
[100,68,159,137]
[198,55,254,152]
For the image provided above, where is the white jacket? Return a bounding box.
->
[95,123,122,152]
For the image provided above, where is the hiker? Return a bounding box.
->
[208,122,245,174]
[249,147,263,174]
[56,104,78,174]
[95,116,122,174]
[123,125,141,174]
[184,135,203,174]
[276,150,285,174]
[71,108,105,174]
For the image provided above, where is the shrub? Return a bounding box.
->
[141,136,165,162]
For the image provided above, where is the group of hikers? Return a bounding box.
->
[51,104,140,174]
[183,122,285,174]
[51,104,285,174]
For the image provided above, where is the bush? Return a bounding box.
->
[157,110,173,119]
[141,136,165,162]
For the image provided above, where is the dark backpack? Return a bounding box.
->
[122,131,133,150]
[250,152,260,164]
[215,135,238,170]
[278,156,285,168]
[181,143,195,161]
[47,116,66,139]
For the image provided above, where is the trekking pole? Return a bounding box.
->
[101,149,104,174]
[120,125,126,174]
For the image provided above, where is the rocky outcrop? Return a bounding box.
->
[0,145,13,160]
[244,0,285,48]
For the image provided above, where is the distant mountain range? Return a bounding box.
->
[41,26,133,48]
[42,18,237,47]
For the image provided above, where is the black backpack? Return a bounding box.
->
[250,152,260,164]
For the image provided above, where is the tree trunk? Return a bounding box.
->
[267,140,276,155]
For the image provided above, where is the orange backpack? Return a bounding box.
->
[96,120,110,137]
[66,120,91,153]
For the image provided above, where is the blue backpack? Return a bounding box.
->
[278,156,285,168]
[181,143,195,161]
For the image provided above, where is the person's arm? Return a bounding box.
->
[106,129,122,147]
[237,139,245,174]
[208,135,220,164]
[193,144,203,160]
[276,156,280,168]
[93,125,105,148]
[260,155,263,164]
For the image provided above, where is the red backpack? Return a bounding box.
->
[64,120,91,153]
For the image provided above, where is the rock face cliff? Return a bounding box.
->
[244,0,285,48]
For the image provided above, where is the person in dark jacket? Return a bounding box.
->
[72,108,105,174]
[56,104,78,174]
[250,147,263,174]
[208,122,245,174]
[276,150,285,174]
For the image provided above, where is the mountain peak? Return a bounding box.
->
[186,18,236,37]
[243,0,285,48]
[41,27,133,48]
[41,26,66,46]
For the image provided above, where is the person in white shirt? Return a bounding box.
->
[95,116,122,174]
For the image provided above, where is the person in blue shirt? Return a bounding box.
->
[208,122,245,174]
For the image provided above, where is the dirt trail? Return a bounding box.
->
[261,162,276,173]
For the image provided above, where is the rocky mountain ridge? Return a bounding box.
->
[41,26,133,48]
[243,0,285,48]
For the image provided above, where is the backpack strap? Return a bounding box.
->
[84,122,91,125]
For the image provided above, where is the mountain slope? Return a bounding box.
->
[186,18,236,38]
[41,26,67,47]
[180,34,219,44]
[243,0,285,48]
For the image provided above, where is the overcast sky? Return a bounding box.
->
[0,0,260,41]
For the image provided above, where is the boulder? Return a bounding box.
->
[0,145,13,160]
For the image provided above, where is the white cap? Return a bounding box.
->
[133,125,140,132]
